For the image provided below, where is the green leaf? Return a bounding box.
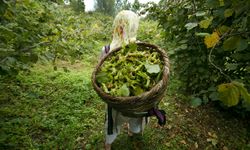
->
[195,32,210,37]
[232,81,250,103]
[242,100,250,111]
[213,8,225,19]
[20,54,31,63]
[179,40,188,44]
[101,83,109,93]
[144,63,160,74]
[207,138,218,146]
[179,44,187,50]
[27,92,39,99]
[203,95,209,104]
[195,11,206,16]
[246,66,250,73]
[133,86,144,96]
[234,2,248,17]
[190,97,202,107]
[231,53,250,61]
[0,25,17,40]
[209,92,219,101]
[117,84,130,96]
[128,42,138,51]
[199,17,213,29]
[224,9,234,18]
[96,72,110,84]
[218,83,240,107]
[223,36,241,51]
[6,57,16,65]
[184,23,198,30]
[225,63,238,70]
[206,0,220,8]
[223,36,248,51]
[30,53,38,63]
[239,90,250,103]
[217,25,230,35]
[219,0,225,6]
[53,66,57,71]
[208,86,217,92]
[236,38,248,51]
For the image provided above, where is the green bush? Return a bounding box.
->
[138,19,165,48]
[0,0,113,78]
[0,0,53,76]
[146,0,250,109]
[70,0,85,12]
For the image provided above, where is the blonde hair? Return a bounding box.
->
[110,10,139,51]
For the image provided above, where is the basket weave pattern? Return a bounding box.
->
[92,42,170,117]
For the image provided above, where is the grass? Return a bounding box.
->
[0,60,105,149]
[0,58,250,149]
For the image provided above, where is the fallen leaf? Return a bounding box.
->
[207,138,218,146]
[195,142,199,149]
[212,133,218,138]
[223,146,228,150]
[211,139,218,146]
[170,134,175,138]
[166,125,172,129]
[76,137,85,142]
[208,132,212,136]
[165,142,171,147]
[180,140,187,145]
[207,138,211,142]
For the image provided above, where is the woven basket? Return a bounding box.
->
[92,42,170,117]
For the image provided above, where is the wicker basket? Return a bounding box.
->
[92,42,170,117]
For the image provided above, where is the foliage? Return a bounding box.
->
[94,0,116,16]
[0,0,113,78]
[131,0,141,14]
[146,0,250,110]
[96,43,163,96]
[114,0,143,15]
[38,7,113,65]
[0,62,104,149]
[218,81,250,109]
[0,0,52,76]
[115,0,132,14]
[137,19,165,47]
[70,0,85,12]
[0,2,249,148]
[1,61,249,149]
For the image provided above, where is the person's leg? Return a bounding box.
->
[128,117,147,134]
[128,117,148,149]
[104,109,126,150]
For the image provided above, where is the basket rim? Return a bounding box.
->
[91,42,170,104]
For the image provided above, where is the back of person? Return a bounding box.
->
[101,10,146,150]
[100,10,166,150]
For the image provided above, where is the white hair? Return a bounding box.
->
[110,10,139,51]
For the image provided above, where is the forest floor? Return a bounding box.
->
[0,59,249,150]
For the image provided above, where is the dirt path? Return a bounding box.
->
[162,97,250,149]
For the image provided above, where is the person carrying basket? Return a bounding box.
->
[95,10,169,150]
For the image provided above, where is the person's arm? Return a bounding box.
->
[100,45,110,59]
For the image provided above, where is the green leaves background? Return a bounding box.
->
[146,0,250,109]
[0,0,113,77]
